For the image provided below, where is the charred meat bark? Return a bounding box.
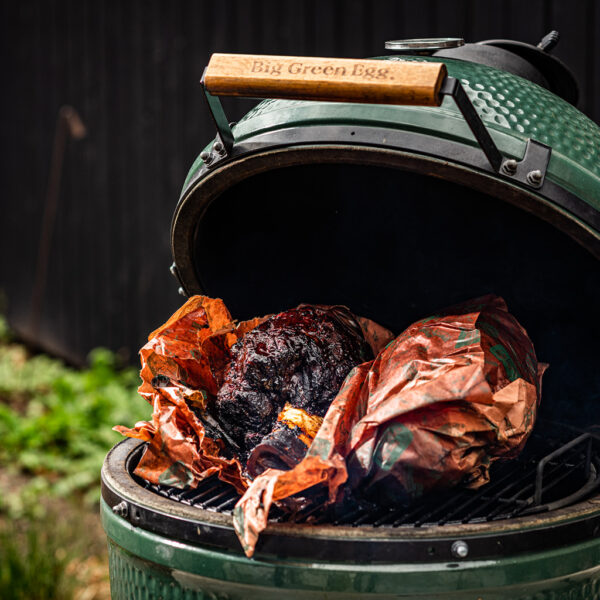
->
[216,305,372,461]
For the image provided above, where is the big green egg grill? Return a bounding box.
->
[102,36,600,599]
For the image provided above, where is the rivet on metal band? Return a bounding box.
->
[112,501,129,519]
[451,540,469,559]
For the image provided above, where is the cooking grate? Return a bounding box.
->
[132,424,600,528]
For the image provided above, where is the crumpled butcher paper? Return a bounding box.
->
[115,294,544,559]
[114,296,391,494]
[233,295,545,556]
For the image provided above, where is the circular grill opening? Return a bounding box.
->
[102,420,600,562]
[182,157,600,429]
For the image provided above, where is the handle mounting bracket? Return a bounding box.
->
[200,67,235,166]
[440,77,551,187]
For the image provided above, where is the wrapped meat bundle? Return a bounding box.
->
[113,296,262,493]
[114,298,387,492]
[234,296,545,556]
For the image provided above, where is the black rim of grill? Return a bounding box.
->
[132,423,600,527]
[101,421,600,562]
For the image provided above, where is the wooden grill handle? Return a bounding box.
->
[204,54,447,107]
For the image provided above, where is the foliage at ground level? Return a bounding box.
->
[0,316,150,600]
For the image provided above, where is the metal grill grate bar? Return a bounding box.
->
[132,426,599,527]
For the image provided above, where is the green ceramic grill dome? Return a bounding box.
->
[194,56,600,205]
[103,45,600,600]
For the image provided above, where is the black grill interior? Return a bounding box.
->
[133,422,600,527]
[177,162,600,529]
[193,164,600,428]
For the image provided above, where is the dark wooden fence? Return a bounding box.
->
[2,0,598,364]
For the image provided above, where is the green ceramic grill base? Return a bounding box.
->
[103,499,600,599]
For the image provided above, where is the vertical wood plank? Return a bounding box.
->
[313,0,337,57]
[504,0,546,44]
[430,0,467,40]
[547,0,590,115]
[469,0,508,40]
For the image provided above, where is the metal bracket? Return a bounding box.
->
[440,77,504,172]
[440,77,551,187]
[533,433,594,506]
[201,68,234,168]
[499,138,551,189]
[169,263,188,297]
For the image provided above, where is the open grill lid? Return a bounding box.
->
[172,46,600,293]
[170,44,600,428]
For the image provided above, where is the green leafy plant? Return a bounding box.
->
[0,317,149,598]
[0,327,150,507]
[0,515,75,600]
